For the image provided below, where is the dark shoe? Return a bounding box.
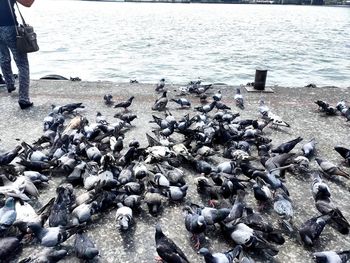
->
[0,74,5,85]
[19,101,33,109]
[7,85,16,93]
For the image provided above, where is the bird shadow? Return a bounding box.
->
[119,223,137,253]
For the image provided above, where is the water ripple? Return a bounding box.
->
[20,1,350,87]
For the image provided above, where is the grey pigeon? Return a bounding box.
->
[19,248,67,263]
[171,98,191,108]
[152,91,168,111]
[200,207,230,225]
[155,78,165,92]
[313,250,350,263]
[0,197,16,232]
[195,101,217,113]
[213,90,222,101]
[115,203,133,231]
[27,222,80,247]
[198,246,241,263]
[184,207,207,249]
[167,185,188,201]
[302,138,317,158]
[273,192,293,220]
[103,94,113,105]
[234,88,244,110]
[315,157,350,179]
[74,232,99,260]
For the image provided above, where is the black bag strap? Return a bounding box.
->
[7,0,20,35]
[15,2,28,26]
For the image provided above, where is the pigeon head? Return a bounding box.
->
[84,248,99,260]
[119,216,130,231]
[197,215,205,226]
[198,247,211,256]
[27,222,42,235]
[245,206,254,215]
[315,158,323,166]
[155,224,165,239]
[4,197,15,208]
[90,201,100,214]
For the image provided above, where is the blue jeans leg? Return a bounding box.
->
[0,26,30,102]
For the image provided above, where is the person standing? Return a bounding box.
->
[0,0,35,109]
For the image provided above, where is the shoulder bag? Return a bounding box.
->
[8,0,39,53]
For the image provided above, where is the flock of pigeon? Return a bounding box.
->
[0,78,350,263]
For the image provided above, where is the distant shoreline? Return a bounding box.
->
[81,0,350,5]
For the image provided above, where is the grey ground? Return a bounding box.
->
[0,80,350,263]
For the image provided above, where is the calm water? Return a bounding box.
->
[19,1,349,86]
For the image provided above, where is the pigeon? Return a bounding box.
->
[0,197,16,232]
[268,112,290,128]
[311,172,331,200]
[273,192,293,221]
[0,145,22,165]
[167,185,188,201]
[51,103,84,115]
[213,90,222,101]
[19,248,67,263]
[152,91,168,111]
[184,207,207,249]
[71,201,99,225]
[195,101,217,113]
[234,88,244,110]
[302,138,317,158]
[315,157,350,179]
[258,99,270,118]
[299,214,331,246]
[271,137,303,154]
[221,222,278,256]
[200,207,230,225]
[215,101,231,110]
[198,246,241,263]
[315,197,350,235]
[0,237,21,261]
[242,207,275,234]
[155,78,165,92]
[315,100,337,115]
[115,203,133,231]
[74,232,99,260]
[114,96,135,111]
[96,111,108,125]
[171,98,191,108]
[114,113,137,125]
[334,146,350,166]
[27,222,80,247]
[103,94,113,105]
[155,224,189,263]
[313,250,350,263]
[144,189,164,216]
[253,177,273,206]
[225,190,246,223]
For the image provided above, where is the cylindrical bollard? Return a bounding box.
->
[254,69,268,90]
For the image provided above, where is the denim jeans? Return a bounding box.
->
[0,26,30,102]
